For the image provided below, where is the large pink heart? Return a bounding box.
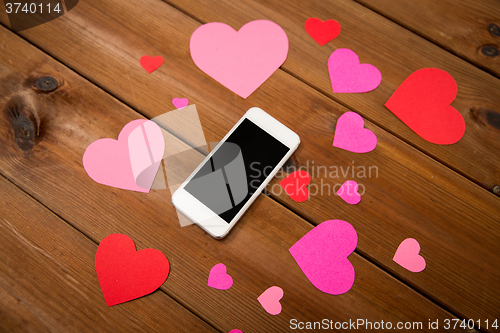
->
[289,220,357,295]
[83,120,165,192]
[190,20,289,99]
[328,48,381,93]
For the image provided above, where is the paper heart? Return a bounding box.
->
[304,18,341,46]
[393,238,426,273]
[140,55,163,73]
[95,234,170,306]
[229,330,242,333]
[257,286,283,315]
[83,119,165,192]
[289,220,357,295]
[328,48,382,93]
[190,20,289,98]
[333,111,377,153]
[207,263,233,290]
[385,68,465,144]
[279,170,311,202]
[172,98,189,109]
[337,180,361,205]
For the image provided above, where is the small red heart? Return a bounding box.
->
[95,234,170,306]
[305,18,341,46]
[279,170,311,202]
[385,68,465,145]
[140,55,163,74]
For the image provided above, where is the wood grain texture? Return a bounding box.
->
[355,0,500,77]
[0,0,498,326]
[0,175,217,333]
[163,0,500,192]
[0,27,471,332]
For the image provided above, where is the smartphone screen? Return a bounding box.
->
[184,118,290,223]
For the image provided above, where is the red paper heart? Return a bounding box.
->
[140,55,163,73]
[95,234,170,306]
[305,18,341,46]
[279,170,311,202]
[385,68,465,144]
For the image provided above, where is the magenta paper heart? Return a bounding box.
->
[393,238,426,273]
[337,180,361,205]
[258,286,283,315]
[83,120,165,192]
[333,111,377,153]
[172,98,189,109]
[190,20,289,99]
[328,48,381,93]
[207,263,233,290]
[289,220,357,295]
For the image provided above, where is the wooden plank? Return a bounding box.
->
[355,0,500,77]
[161,0,500,193]
[0,26,471,332]
[0,175,218,333]
[0,0,498,327]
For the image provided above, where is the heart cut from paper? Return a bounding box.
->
[229,330,243,333]
[333,111,377,153]
[289,220,357,295]
[385,68,465,144]
[337,180,361,205]
[304,18,341,46]
[140,55,163,73]
[207,263,233,290]
[279,170,311,202]
[95,234,170,306]
[172,98,189,109]
[328,48,381,93]
[393,238,426,273]
[258,286,283,315]
[190,20,289,98]
[83,119,165,192]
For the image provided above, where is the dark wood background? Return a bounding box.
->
[0,0,499,332]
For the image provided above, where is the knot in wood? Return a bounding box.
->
[14,116,35,150]
[35,76,58,92]
[493,185,500,195]
[488,23,500,37]
[481,45,499,57]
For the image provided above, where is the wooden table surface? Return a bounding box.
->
[0,0,499,332]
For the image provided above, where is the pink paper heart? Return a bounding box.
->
[257,286,283,315]
[328,48,381,93]
[337,180,361,205]
[289,220,357,295]
[207,263,233,290]
[190,20,289,99]
[83,120,165,192]
[333,111,377,153]
[393,238,426,273]
[228,330,242,333]
[172,98,189,109]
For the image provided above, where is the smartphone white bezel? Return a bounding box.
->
[172,107,300,238]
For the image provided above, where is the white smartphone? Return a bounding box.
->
[172,107,300,238]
